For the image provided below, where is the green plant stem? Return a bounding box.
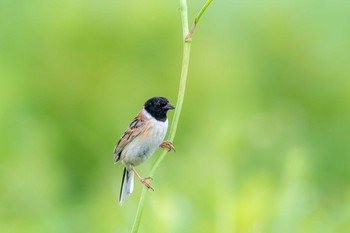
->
[130,0,212,232]
[180,0,190,39]
[196,0,213,24]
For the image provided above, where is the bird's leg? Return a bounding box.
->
[159,140,176,152]
[130,166,154,191]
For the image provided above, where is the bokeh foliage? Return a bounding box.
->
[1,0,350,232]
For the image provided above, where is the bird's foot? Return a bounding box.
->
[140,176,154,191]
[160,140,176,152]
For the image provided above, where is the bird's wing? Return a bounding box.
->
[114,115,146,162]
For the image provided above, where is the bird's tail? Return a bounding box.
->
[119,168,134,205]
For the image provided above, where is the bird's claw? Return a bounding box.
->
[140,177,154,191]
[159,140,176,152]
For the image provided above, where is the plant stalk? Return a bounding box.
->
[130,1,212,232]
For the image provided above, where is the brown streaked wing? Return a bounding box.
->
[113,116,145,162]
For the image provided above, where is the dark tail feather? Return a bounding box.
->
[119,168,134,205]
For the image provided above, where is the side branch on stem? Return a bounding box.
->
[185,0,213,42]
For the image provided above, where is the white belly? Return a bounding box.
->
[122,118,168,168]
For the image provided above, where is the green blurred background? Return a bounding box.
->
[1,0,350,232]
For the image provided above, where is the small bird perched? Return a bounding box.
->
[114,96,175,205]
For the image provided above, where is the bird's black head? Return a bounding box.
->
[144,96,175,122]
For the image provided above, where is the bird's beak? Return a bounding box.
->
[163,102,175,110]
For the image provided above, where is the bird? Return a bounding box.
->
[114,96,175,205]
